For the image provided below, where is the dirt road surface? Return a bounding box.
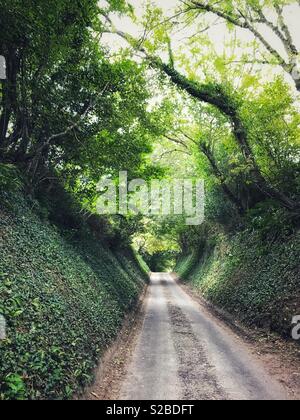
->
[119,273,288,400]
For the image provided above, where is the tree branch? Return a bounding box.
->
[164,134,189,149]
[185,1,291,72]
[159,148,191,158]
[25,83,110,161]
[273,4,298,56]
[101,24,300,210]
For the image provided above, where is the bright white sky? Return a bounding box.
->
[123,0,300,54]
[101,0,300,81]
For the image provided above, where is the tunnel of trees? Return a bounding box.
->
[0,0,299,399]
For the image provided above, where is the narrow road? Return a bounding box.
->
[120,273,287,400]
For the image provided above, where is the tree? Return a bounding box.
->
[0,0,100,163]
[0,0,163,203]
[178,0,300,91]
[102,14,299,213]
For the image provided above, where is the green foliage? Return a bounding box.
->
[2,374,26,400]
[134,250,151,276]
[142,250,177,273]
[241,77,300,197]
[176,226,300,338]
[1,2,299,400]
[0,0,164,214]
[0,190,147,400]
[246,201,298,238]
[0,164,21,192]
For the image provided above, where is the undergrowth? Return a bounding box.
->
[0,180,147,400]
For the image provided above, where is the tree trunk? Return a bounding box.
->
[0,49,19,158]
